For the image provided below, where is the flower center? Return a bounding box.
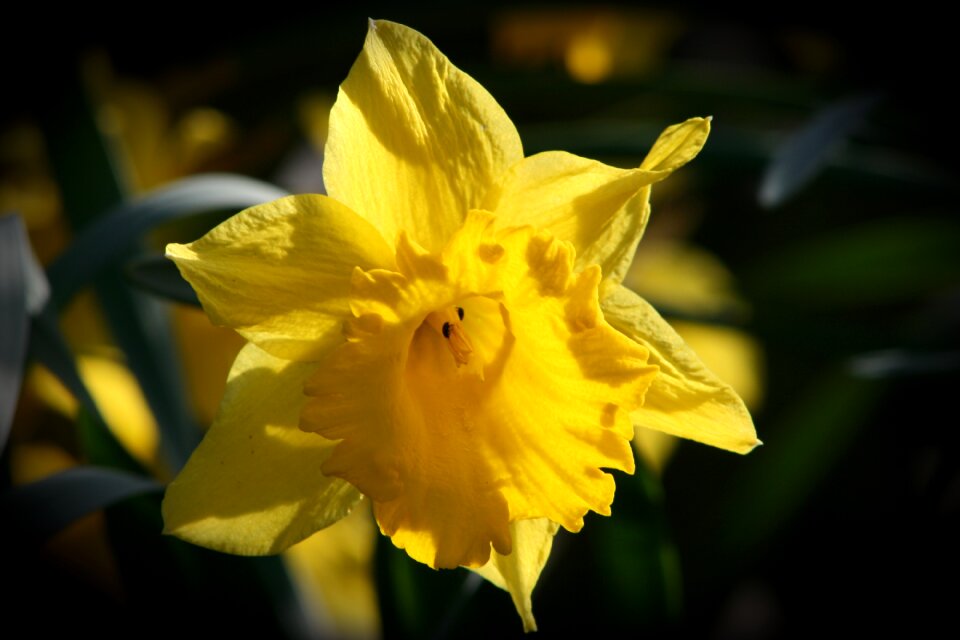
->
[299,212,657,571]
[409,295,511,383]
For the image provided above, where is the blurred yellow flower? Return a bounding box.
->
[492,7,684,83]
[163,20,758,631]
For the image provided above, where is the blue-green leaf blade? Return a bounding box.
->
[46,174,287,310]
[1,466,161,542]
[759,95,879,208]
[0,214,50,454]
[125,253,200,306]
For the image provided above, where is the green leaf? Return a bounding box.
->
[43,176,287,471]
[77,408,149,476]
[27,310,103,421]
[43,133,285,470]
[0,215,50,455]
[124,253,199,306]
[92,272,201,470]
[716,370,881,558]
[46,174,288,311]
[0,466,160,543]
[748,217,960,308]
[589,465,682,626]
[759,95,878,207]
[101,491,303,636]
[374,535,479,639]
[432,573,484,640]
[38,86,199,470]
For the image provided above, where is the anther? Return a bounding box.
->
[425,306,474,367]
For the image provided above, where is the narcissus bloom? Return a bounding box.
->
[163,20,759,631]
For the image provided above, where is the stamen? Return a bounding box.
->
[445,323,473,367]
[425,306,474,367]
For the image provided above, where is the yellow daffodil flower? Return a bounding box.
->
[162,20,759,631]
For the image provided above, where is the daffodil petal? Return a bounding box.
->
[324,20,524,252]
[166,194,394,362]
[473,518,559,633]
[640,116,712,173]
[602,285,761,453]
[670,320,764,411]
[487,250,656,528]
[489,151,653,286]
[162,342,362,554]
[300,217,657,569]
[488,117,711,285]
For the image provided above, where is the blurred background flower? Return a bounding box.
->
[3,46,378,639]
[3,4,956,638]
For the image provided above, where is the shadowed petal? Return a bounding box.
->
[473,518,560,633]
[602,285,761,453]
[163,342,362,554]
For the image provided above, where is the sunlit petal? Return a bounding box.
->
[640,116,712,173]
[167,194,394,362]
[473,518,560,633]
[324,20,524,251]
[488,117,710,285]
